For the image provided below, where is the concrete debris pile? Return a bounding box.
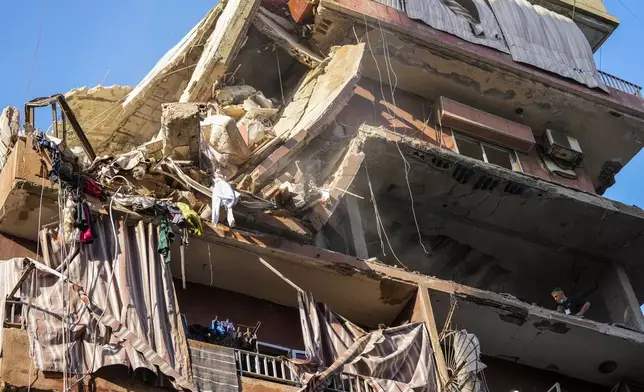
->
[9,0,371,244]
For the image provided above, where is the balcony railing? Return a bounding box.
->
[5,298,22,328]
[235,349,301,385]
[4,303,378,392]
[599,70,642,97]
[234,349,377,392]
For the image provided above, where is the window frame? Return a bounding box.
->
[451,130,523,172]
[257,341,307,359]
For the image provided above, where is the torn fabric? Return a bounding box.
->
[19,217,193,389]
[488,0,606,90]
[211,178,239,226]
[0,258,30,355]
[290,291,437,392]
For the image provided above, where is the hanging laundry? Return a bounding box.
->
[63,198,76,242]
[79,202,97,244]
[211,178,239,227]
[113,194,156,213]
[83,177,103,199]
[157,217,175,264]
[176,202,203,236]
[156,201,185,225]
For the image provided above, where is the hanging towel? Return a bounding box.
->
[157,217,175,263]
[176,202,204,236]
[211,178,239,227]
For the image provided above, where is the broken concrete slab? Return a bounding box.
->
[0,106,20,170]
[179,0,262,103]
[246,43,366,188]
[63,85,133,150]
[253,8,324,68]
[201,114,250,166]
[93,5,223,155]
[160,103,203,162]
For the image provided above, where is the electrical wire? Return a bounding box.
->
[616,0,644,25]
[362,6,430,255]
[28,164,47,392]
[365,163,407,269]
[26,0,49,101]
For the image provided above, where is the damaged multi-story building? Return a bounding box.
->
[0,0,643,391]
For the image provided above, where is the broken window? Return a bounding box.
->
[453,132,522,172]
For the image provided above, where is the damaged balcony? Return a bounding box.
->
[1,0,644,390]
[310,0,644,193]
[315,124,644,328]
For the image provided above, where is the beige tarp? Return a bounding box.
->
[0,217,193,389]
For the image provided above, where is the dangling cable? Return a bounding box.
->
[365,163,407,269]
[366,4,430,255]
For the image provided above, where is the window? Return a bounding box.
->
[257,342,307,359]
[453,132,522,172]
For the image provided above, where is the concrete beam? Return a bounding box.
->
[247,43,365,189]
[180,0,261,103]
[601,263,644,331]
[412,286,450,390]
[305,136,365,232]
[253,8,323,68]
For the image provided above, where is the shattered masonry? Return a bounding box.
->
[0,0,644,391]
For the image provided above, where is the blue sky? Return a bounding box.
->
[0,0,642,206]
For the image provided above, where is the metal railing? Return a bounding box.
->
[599,70,642,97]
[326,372,377,392]
[234,349,376,392]
[235,349,301,385]
[4,298,23,328]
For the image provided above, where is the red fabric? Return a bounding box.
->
[84,178,102,198]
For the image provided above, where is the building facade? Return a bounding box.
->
[0,0,643,391]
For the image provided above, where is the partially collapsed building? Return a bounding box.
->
[0,0,643,391]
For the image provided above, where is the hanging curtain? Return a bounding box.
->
[12,216,193,390]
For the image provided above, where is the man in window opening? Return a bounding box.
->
[551,287,591,317]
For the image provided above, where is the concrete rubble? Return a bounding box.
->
[4,0,644,390]
[0,0,381,248]
[5,0,642,253]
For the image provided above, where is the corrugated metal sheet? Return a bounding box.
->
[488,0,606,90]
[404,0,509,53]
[375,0,406,12]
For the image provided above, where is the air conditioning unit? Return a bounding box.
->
[543,129,584,169]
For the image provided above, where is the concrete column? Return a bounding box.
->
[600,262,644,331]
[344,196,369,259]
[411,285,450,390]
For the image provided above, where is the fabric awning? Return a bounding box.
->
[1,217,194,390]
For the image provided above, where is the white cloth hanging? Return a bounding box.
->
[211,178,239,227]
